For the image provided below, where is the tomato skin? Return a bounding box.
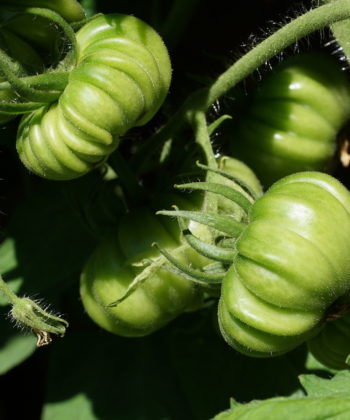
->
[2,0,85,23]
[80,206,206,337]
[231,53,350,187]
[16,13,172,180]
[308,312,350,370]
[218,171,350,356]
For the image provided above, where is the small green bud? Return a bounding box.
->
[10,297,68,346]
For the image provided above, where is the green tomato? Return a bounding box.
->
[308,311,350,370]
[80,157,262,337]
[230,53,350,187]
[1,0,85,23]
[2,14,62,53]
[16,13,172,180]
[218,171,350,357]
[80,204,207,337]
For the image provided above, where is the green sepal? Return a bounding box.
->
[157,209,245,237]
[106,257,166,308]
[207,114,232,135]
[153,243,224,285]
[177,215,236,263]
[175,181,252,214]
[196,161,260,200]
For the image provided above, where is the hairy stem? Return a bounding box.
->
[322,0,350,64]
[0,275,20,306]
[190,111,218,212]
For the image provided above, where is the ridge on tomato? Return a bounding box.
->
[229,53,350,187]
[158,169,350,357]
[220,172,350,356]
[16,13,172,180]
[308,310,350,370]
[80,201,207,337]
[1,0,85,23]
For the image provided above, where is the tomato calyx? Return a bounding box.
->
[156,163,258,285]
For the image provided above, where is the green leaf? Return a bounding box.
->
[299,371,350,397]
[168,310,308,420]
[41,331,193,420]
[0,182,96,301]
[212,371,350,420]
[0,308,36,374]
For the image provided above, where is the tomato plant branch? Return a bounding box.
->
[322,0,350,64]
[190,110,218,213]
[0,49,65,103]
[0,274,68,345]
[133,0,350,169]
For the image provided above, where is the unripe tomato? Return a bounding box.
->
[16,13,171,180]
[308,311,350,370]
[218,172,350,356]
[1,0,85,23]
[230,53,350,186]
[80,203,207,337]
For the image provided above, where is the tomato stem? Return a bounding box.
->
[0,275,21,306]
[0,55,69,105]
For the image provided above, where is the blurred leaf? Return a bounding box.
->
[0,308,36,374]
[0,181,97,300]
[41,331,192,420]
[80,0,97,17]
[212,371,350,420]
[299,371,350,397]
[0,238,23,305]
[167,308,308,420]
[304,351,336,374]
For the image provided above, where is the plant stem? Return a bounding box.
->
[0,49,67,103]
[190,111,218,212]
[133,0,350,168]
[322,0,350,64]
[0,275,20,305]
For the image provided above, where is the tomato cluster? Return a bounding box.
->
[2,0,350,372]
